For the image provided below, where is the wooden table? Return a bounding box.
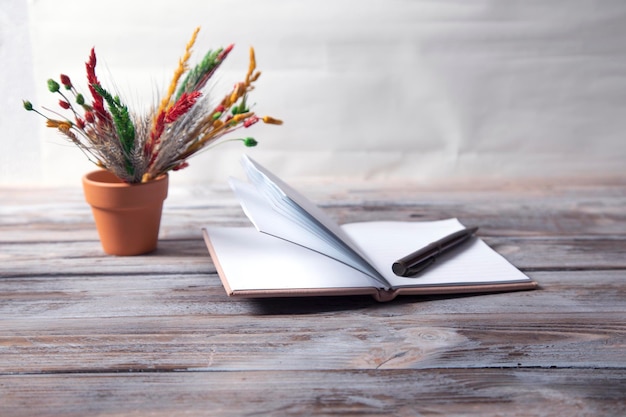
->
[1,179,625,416]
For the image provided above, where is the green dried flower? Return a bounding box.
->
[243,137,257,147]
[92,83,136,175]
[23,100,33,111]
[47,79,60,93]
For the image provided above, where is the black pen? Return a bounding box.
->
[391,226,479,277]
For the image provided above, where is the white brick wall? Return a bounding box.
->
[2,0,626,185]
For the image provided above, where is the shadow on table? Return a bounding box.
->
[248,292,489,315]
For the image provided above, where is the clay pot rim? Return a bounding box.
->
[82,170,168,188]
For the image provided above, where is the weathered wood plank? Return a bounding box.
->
[1,270,624,373]
[2,181,626,242]
[3,203,626,242]
[0,271,624,318]
[1,313,623,373]
[1,369,624,417]
[3,237,626,277]
[0,239,212,277]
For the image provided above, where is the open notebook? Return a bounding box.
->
[202,156,537,301]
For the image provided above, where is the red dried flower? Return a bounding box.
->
[85,48,111,123]
[84,111,95,123]
[60,74,72,88]
[173,161,189,171]
[217,44,234,60]
[145,111,166,164]
[59,100,70,109]
[165,91,202,123]
[243,116,259,128]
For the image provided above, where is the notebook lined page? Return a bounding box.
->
[341,220,532,288]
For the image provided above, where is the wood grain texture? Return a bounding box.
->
[1,370,625,417]
[1,179,625,415]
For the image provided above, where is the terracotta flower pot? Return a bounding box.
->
[82,170,169,256]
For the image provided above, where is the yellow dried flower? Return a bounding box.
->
[229,83,246,104]
[246,47,257,83]
[231,113,251,123]
[262,116,283,125]
[46,119,72,130]
[156,27,200,118]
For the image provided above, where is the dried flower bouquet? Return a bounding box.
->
[24,27,282,183]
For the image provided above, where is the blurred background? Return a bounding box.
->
[2,0,626,186]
